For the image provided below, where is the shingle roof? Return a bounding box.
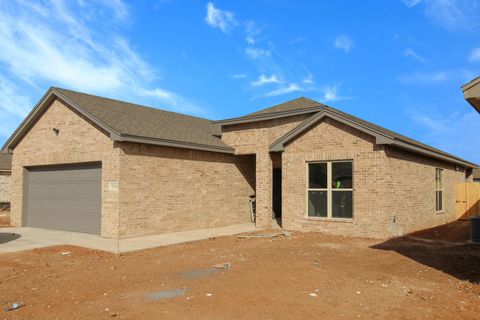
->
[0,153,11,171]
[54,88,231,152]
[2,88,476,168]
[219,97,477,167]
[321,105,470,164]
[246,97,324,117]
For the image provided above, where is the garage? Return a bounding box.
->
[25,163,102,234]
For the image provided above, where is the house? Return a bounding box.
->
[462,77,480,112]
[473,168,480,183]
[0,153,11,210]
[1,87,477,239]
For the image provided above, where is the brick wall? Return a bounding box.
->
[117,142,255,238]
[221,115,311,228]
[282,117,391,238]
[383,146,465,236]
[281,117,466,238]
[10,99,120,238]
[11,98,255,239]
[0,173,10,203]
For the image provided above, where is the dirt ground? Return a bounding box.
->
[410,220,471,243]
[0,227,479,319]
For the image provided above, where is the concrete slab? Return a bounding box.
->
[0,223,257,254]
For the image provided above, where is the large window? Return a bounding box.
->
[308,161,353,219]
[435,168,443,212]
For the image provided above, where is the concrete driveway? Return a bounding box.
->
[0,223,257,254]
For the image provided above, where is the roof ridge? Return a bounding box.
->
[52,87,213,123]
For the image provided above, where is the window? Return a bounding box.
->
[435,168,443,212]
[308,161,353,219]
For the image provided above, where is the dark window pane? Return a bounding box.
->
[308,191,327,217]
[332,191,353,218]
[309,163,327,189]
[332,162,352,189]
[436,169,442,189]
[436,191,443,211]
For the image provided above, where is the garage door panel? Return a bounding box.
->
[29,182,101,199]
[26,164,101,234]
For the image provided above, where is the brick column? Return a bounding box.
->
[255,151,273,228]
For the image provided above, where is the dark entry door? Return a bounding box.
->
[272,169,282,219]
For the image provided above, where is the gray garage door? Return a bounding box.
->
[25,163,102,234]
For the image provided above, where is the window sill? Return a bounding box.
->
[436,210,445,214]
[304,216,354,223]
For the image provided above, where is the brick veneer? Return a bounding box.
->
[0,173,10,203]
[9,98,469,239]
[116,142,254,238]
[10,99,255,239]
[10,99,120,237]
[280,117,465,238]
[221,115,311,228]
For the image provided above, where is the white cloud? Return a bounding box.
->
[0,0,207,144]
[0,76,32,118]
[302,74,314,85]
[403,48,427,63]
[136,88,206,115]
[403,0,480,31]
[231,73,247,79]
[469,48,480,62]
[98,0,129,20]
[244,20,261,45]
[334,35,354,52]
[319,85,351,103]
[322,86,340,102]
[402,0,423,7]
[204,2,237,33]
[265,83,304,97]
[244,47,272,59]
[398,71,447,84]
[251,74,281,87]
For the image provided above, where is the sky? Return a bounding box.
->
[0,0,480,162]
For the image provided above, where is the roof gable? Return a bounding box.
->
[246,97,325,117]
[2,87,234,154]
[213,97,325,125]
[270,109,477,168]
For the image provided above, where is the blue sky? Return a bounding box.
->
[1,0,480,162]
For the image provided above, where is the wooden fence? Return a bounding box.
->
[456,183,480,219]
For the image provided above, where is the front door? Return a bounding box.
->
[272,168,282,220]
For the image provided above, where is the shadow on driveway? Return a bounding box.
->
[0,232,21,245]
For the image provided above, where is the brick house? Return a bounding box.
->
[1,87,477,239]
[0,153,11,210]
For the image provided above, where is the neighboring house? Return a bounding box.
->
[0,153,12,210]
[462,77,480,112]
[462,77,480,183]
[473,168,480,183]
[1,87,477,239]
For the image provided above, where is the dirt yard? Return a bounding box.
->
[0,228,479,319]
[410,220,471,243]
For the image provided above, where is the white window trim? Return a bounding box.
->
[435,168,444,214]
[306,160,354,220]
